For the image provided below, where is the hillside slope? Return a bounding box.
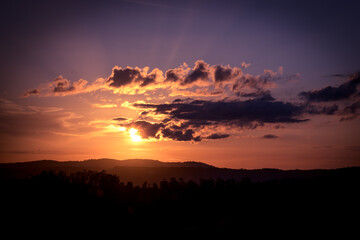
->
[1,158,359,185]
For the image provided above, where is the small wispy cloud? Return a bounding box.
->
[261,134,279,139]
[92,103,118,108]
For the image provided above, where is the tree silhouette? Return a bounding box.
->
[1,168,359,233]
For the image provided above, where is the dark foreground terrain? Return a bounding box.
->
[1,159,359,235]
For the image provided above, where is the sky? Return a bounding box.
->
[0,0,360,169]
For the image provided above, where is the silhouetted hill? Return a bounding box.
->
[98,158,215,168]
[0,158,214,169]
[0,158,214,182]
[1,158,359,185]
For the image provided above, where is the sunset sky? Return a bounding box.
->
[1,0,359,169]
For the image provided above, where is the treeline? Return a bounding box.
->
[1,169,359,232]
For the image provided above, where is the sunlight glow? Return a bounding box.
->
[129,128,142,142]
[105,125,126,132]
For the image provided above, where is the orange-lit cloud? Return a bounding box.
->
[113,98,308,142]
[23,60,289,99]
[92,103,118,108]
[105,66,165,94]
[22,61,360,143]
[24,76,105,97]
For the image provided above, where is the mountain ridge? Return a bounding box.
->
[1,158,359,185]
[0,158,215,169]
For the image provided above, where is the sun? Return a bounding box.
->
[129,128,142,142]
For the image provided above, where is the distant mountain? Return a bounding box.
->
[0,158,214,169]
[90,158,215,168]
[0,158,214,181]
[1,158,359,185]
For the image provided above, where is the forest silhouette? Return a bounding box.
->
[1,163,359,233]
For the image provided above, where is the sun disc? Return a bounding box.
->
[129,128,142,142]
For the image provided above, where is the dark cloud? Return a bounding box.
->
[107,67,160,89]
[122,94,334,141]
[140,74,156,87]
[262,134,279,139]
[161,128,201,142]
[48,76,89,95]
[53,76,75,92]
[298,72,360,121]
[339,101,360,121]
[119,119,202,142]
[136,98,307,125]
[163,61,244,90]
[342,101,360,115]
[23,75,93,97]
[206,133,230,139]
[164,69,180,82]
[107,68,141,87]
[140,111,149,117]
[214,66,232,82]
[25,60,285,99]
[125,121,164,139]
[238,90,276,101]
[213,65,238,82]
[129,98,309,141]
[164,60,210,86]
[232,73,277,99]
[23,88,40,97]
[299,73,360,102]
[305,104,339,115]
[122,94,310,141]
[182,60,209,85]
[112,117,127,121]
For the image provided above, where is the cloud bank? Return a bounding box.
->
[24,60,285,99]
[23,61,360,142]
[300,72,360,121]
[299,73,360,102]
[115,97,308,142]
